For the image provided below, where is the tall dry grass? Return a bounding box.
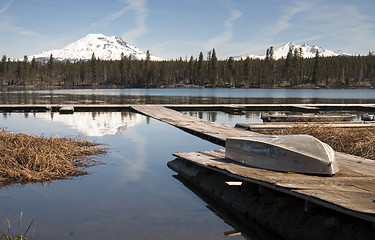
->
[258,124,375,160]
[0,129,107,186]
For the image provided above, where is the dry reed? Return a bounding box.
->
[0,129,107,186]
[257,124,375,160]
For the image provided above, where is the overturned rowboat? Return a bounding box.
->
[225,135,338,176]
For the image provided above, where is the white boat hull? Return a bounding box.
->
[225,135,339,176]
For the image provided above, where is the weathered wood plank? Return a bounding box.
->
[132,105,375,174]
[133,105,375,223]
[235,122,375,130]
[173,150,375,223]
[131,105,259,145]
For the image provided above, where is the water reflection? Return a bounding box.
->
[183,110,364,126]
[168,159,282,240]
[2,88,375,104]
[36,111,143,137]
[1,111,242,240]
[35,111,151,181]
[172,174,279,240]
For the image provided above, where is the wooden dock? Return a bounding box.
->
[130,105,375,226]
[173,150,375,223]
[1,103,375,229]
[235,121,375,131]
[131,105,259,146]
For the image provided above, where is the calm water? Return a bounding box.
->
[0,88,374,239]
[1,88,375,104]
[1,112,234,240]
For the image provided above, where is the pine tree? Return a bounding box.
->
[80,62,85,85]
[188,55,195,84]
[197,52,204,83]
[312,51,320,85]
[243,57,252,86]
[91,52,97,83]
[48,54,54,70]
[209,48,218,84]
[119,53,126,85]
[226,56,235,85]
[269,46,274,61]
[0,55,6,84]
[283,47,293,82]
[146,50,151,62]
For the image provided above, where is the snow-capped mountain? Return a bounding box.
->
[233,42,351,60]
[32,34,164,62]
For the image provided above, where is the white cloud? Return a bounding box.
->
[0,0,14,15]
[0,0,40,37]
[259,0,374,54]
[268,1,312,36]
[90,5,133,29]
[121,0,148,45]
[204,8,242,49]
[295,2,375,53]
[90,0,148,45]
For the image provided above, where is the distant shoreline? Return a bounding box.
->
[1,83,374,92]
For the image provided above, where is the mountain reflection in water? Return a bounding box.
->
[36,111,144,137]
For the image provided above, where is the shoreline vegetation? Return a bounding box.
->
[0,129,107,187]
[0,49,374,89]
[0,124,374,186]
[258,124,375,161]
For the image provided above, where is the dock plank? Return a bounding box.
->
[132,105,375,175]
[131,105,258,144]
[173,150,375,223]
[236,122,375,130]
[132,105,375,223]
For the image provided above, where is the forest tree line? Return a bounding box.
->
[0,47,375,89]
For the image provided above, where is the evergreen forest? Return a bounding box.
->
[1,47,375,89]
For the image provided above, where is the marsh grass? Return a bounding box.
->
[0,129,107,186]
[0,212,34,240]
[257,124,375,160]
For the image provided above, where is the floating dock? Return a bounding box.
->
[129,105,375,235]
[235,122,375,131]
[172,150,375,222]
[1,103,375,230]
[260,113,355,122]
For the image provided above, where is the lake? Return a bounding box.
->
[0,88,374,239]
[2,88,375,105]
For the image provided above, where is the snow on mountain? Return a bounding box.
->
[232,42,352,60]
[231,54,264,60]
[32,34,164,62]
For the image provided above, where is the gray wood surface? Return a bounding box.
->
[131,105,375,223]
[173,150,375,223]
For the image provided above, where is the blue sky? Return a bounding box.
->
[1,0,374,60]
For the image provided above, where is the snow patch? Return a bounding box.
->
[31,33,164,62]
[231,42,352,60]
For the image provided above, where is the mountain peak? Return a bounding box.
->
[32,34,164,62]
[282,41,296,47]
[232,42,352,60]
